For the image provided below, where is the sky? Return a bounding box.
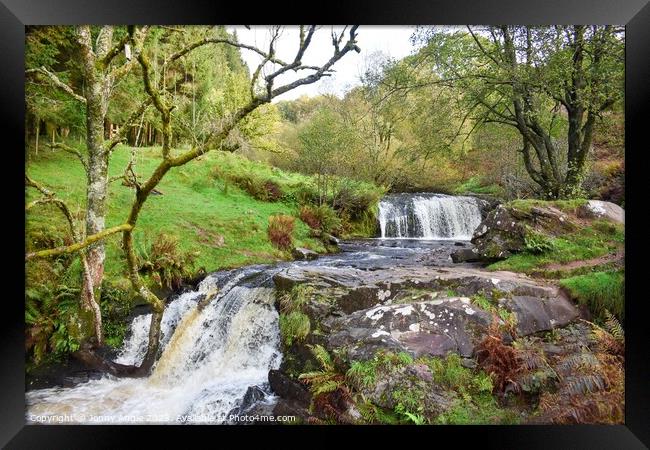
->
[227,26,418,102]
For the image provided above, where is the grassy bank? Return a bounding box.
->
[25,144,383,362]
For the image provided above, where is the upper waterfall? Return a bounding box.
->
[378,193,484,240]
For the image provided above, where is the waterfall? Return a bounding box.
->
[378,193,484,240]
[26,266,282,424]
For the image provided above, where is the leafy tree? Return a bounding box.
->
[413,25,624,198]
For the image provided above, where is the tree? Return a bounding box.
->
[27,25,362,375]
[412,26,624,198]
[26,25,150,345]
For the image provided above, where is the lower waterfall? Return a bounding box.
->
[26,266,282,424]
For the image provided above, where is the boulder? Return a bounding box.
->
[471,205,527,260]
[357,364,457,418]
[323,297,495,360]
[291,247,319,261]
[471,203,576,261]
[503,295,579,336]
[577,200,624,224]
[450,248,480,263]
[268,369,311,407]
[323,233,340,246]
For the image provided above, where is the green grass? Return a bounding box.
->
[453,176,505,197]
[559,270,625,323]
[488,222,623,274]
[508,198,588,214]
[279,311,311,347]
[26,145,342,281]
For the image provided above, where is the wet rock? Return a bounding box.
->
[291,247,319,260]
[268,369,311,407]
[323,233,340,246]
[577,200,624,224]
[226,385,274,422]
[450,248,480,263]
[471,205,527,260]
[454,242,465,246]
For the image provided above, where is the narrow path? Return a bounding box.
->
[541,246,624,272]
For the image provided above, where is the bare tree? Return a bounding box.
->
[28,25,361,375]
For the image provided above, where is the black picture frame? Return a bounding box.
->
[3,0,649,447]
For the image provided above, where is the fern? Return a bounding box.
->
[604,310,624,342]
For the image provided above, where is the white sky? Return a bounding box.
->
[228,26,418,102]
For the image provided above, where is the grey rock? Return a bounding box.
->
[450,248,480,263]
[578,200,624,224]
[268,369,311,407]
[291,247,319,260]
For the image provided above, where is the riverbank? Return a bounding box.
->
[26,144,384,370]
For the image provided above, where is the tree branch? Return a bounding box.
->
[25,67,87,104]
[48,142,88,171]
[26,224,133,260]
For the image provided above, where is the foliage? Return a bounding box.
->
[474,320,522,393]
[25,259,83,365]
[299,344,355,424]
[560,271,625,323]
[536,323,624,424]
[523,228,555,254]
[267,215,295,250]
[136,232,199,290]
[278,285,314,314]
[421,353,519,425]
[279,311,310,347]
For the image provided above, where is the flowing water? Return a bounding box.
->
[26,193,485,424]
[26,266,283,424]
[378,193,484,240]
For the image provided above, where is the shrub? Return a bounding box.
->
[474,320,522,393]
[262,180,283,201]
[278,285,314,314]
[313,205,342,235]
[559,270,624,323]
[299,205,321,230]
[211,167,284,202]
[137,232,198,290]
[268,214,295,250]
[331,183,381,221]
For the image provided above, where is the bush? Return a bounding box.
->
[137,232,198,290]
[560,270,624,323]
[313,205,342,235]
[331,182,382,221]
[268,214,295,250]
[299,205,321,229]
[211,167,284,202]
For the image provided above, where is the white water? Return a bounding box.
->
[26,269,281,424]
[378,194,483,240]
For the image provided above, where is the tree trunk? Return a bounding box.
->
[78,25,113,347]
[35,118,40,156]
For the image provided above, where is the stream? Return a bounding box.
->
[26,194,484,424]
